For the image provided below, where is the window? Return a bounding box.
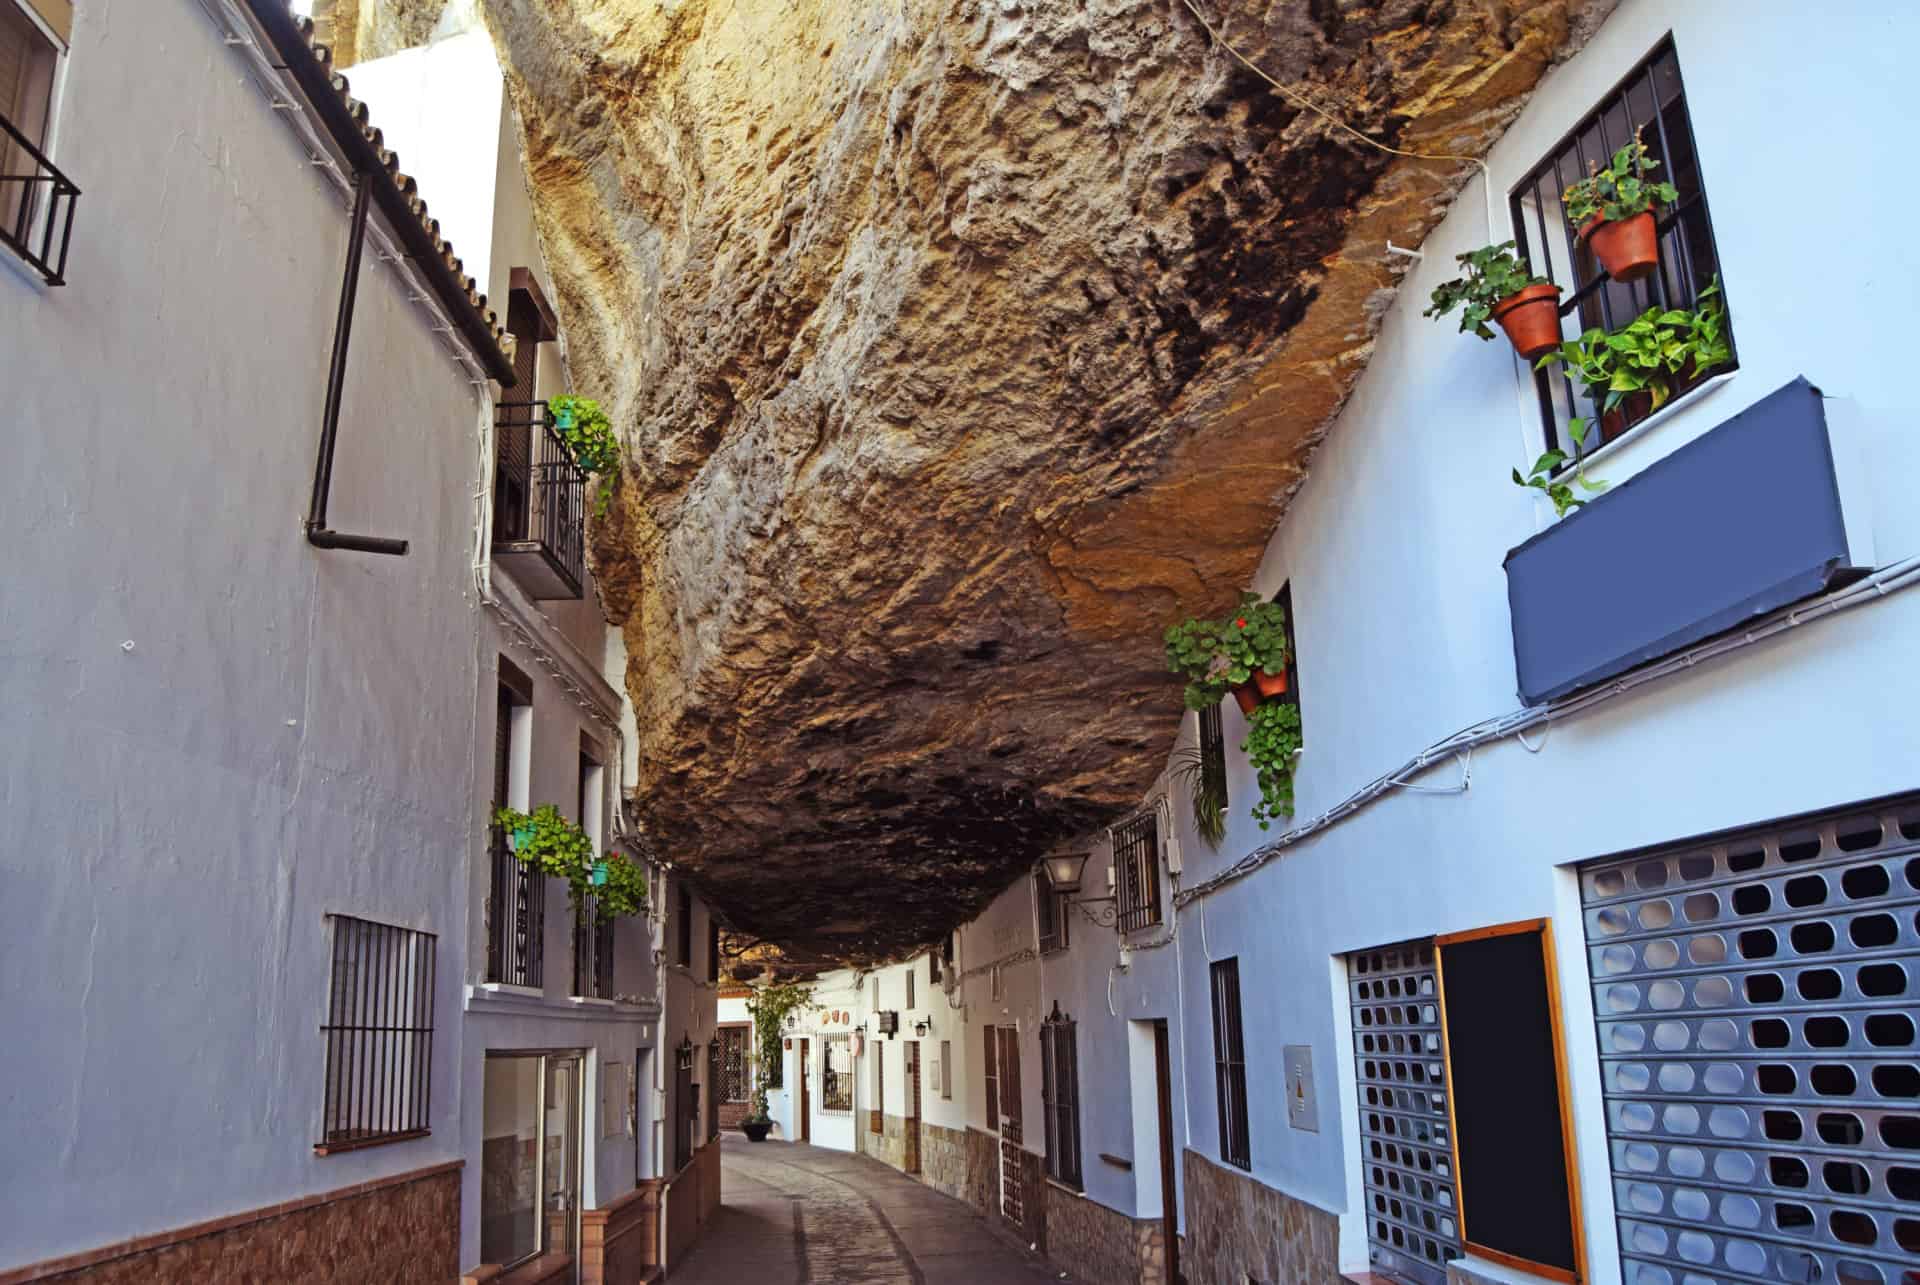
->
[940,1039,953,1101]
[820,1035,853,1111]
[1113,811,1162,932]
[941,933,955,982]
[1512,38,1733,464]
[1275,581,1302,726]
[675,884,691,968]
[871,1040,885,1133]
[481,1052,582,1269]
[1035,871,1070,953]
[1346,926,1580,1284]
[1580,796,1920,1285]
[319,914,436,1152]
[571,746,611,998]
[708,917,720,983]
[0,2,76,285]
[1197,701,1229,817]
[706,1040,721,1140]
[1210,958,1250,1170]
[984,1027,999,1126]
[1040,1003,1083,1189]
[673,1038,695,1170]
[486,669,541,987]
[906,967,915,1010]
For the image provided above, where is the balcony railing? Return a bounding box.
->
[486,827,544,989]
[572,898,614,1000]
[0,111,79,286]
[492,401,586,599]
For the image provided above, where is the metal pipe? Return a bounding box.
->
[306,172,409,557]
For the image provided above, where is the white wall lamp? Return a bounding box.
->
[1042,852,1119,928]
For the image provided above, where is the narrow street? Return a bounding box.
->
[670,1134,1077,1285]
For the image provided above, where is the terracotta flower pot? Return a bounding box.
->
[1231,683,1260,718]
[1580,210,1659,284]
[1253,668,1289,699]
[1598,389,1655,442]
[1489,283,1564,359]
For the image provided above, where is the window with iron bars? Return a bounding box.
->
[1040,1002,1083,1190]
[1211,957,1250,1171]
[1512,37,1734,468]
[1113,811,1163,933]
[0,2,78,286]
[571,899,613,999]
[1035,871,1070,954]
[319,914,436,1153]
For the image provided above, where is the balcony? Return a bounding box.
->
[1,111,79,286]
[486,827,545,989]
[492,401,586,599]
[572,900,614,1000]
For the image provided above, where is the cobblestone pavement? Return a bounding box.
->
[670,1133,1080,1285]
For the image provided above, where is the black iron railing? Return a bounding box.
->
[1113,811,1163,933]
[493,401,587,596]
[571,898,614,999]
[0,110,79,286]
[318,914,436,1153]
[486,827,545,988]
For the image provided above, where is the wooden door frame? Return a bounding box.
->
[905,1040,923,1173]
[1153,1020,1181,1285]
[799,1038,811,1143]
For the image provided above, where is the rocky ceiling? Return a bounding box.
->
[354,0,1611,964]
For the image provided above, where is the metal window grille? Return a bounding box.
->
[0,9,77,287]
[571,898,613,999]
[984,1029,999,1125]
[871,1040,885,1134]
[1041,1002,1083,1189]
[1346,939,1461,1284]
[676,885,691,967]
[821,1035,853,1111]
[319,915,436,1151]
[1276,582,1302,723]
[941,1039,953,1101]
[719,1027,749,1103]
[1199,702,1229,809]
[673,1036,695,1171]
[706,1040,721,1139]
[491,401,587,597]
[906,967,915,1010]
[1511,38,1735,464]
[1578,794,1920,1285]
[487,825,545,988]
[1036,872,1069,954]
[1114,811,1163,933]
[1211,957,1251,1171]
[709,919,721,982]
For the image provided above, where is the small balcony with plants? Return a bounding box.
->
[490,396,618,600]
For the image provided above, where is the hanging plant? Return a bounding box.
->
[1163,593,1292,714]
[1171,743,1228,848]
[492,804,648,922]
[743,981,814,1131]
[1242,700,1303,830]
[1424,241,1562,359]
[1562,131,1678,284]
[547,395,622,519]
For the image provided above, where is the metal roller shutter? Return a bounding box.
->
[1579,796,1920,1284]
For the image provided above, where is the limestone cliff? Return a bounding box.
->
[467,0,1609,963]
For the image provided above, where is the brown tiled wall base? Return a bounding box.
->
[963,1127,999,1215]
[580,1182,661,1285]
[917,1121,969,1202]
[1042,1183,1159,1285]
[462,1250,573,1285]
[1015,1149,1046,1251]
[0,1160,460,1285]
[1183,1150,1342,1285]
[659,1137,722,1271]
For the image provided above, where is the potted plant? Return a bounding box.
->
[741,1092,774,1142]
[1534,283,1731,443]
[1424,240,1562,359]
[1562,132,1678,284]
[741,981,813,1143]
[1163,594,1292,716]
[493,804,649,921]
[546,395,621,517]
[1242,700,1303,830]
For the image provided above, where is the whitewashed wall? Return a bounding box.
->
[0,0,496,1270]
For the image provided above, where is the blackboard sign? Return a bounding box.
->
[1439,924,1579,1277]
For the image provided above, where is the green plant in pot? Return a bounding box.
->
[492,804,648,921]
[741,981,813,1141]
[1164,593,1292,717]
[547,395,621,518]
[1242,700,1303,830]
[1562,131,1678,284]
[1424,240,1562,359]
[1171,740,1229,848]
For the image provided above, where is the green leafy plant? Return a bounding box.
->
[1423,241,1545,341]
[1514,442,1607,517]
[1534,281,1732,441]
[548,395,621,518]
[1163,594,1291,710]
[492,804,648,922]
[1241,700,1303,830]
[1562,131,1678,229]
[1171,743,1228,848]
[743,981,814,1122]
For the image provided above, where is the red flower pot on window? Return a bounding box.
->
[1580,210,1659,284]
[1489,283,1564,359]
[1232,683,1260,717]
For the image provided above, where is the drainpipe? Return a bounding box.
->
[306,171,409,556]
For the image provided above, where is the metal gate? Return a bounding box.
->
[719,1027,749,1103]
[999,1026,1025,1224]
[1578,795,1920,1284]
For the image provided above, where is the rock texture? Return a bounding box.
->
[467,0,1609,963]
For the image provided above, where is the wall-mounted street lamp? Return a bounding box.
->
[1041,852,1118,928]
[913,1017,931,1038]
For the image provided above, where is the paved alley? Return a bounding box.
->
[669,1134,1078,1285]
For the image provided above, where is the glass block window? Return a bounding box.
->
[1347,939,1462,1284]
[1580,795,1920,1284]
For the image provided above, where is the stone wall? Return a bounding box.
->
[857,1111,907,1172]
[1043,1183,1150,1285]
[0,1161,459,1284]
[963,1127,998,1217]
[1182,1151,1342,1285]
[918,1122,969,1202]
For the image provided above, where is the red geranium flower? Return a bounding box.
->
[1235,618,1247,628]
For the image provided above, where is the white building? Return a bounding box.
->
[796,5,1920,1285]
[0,4,715,1283]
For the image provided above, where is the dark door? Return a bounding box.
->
[904,1041,922,1174]
[997,1026,1024,1224]
[799,1038,811,1142]
[1154,1021,1181,1285]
